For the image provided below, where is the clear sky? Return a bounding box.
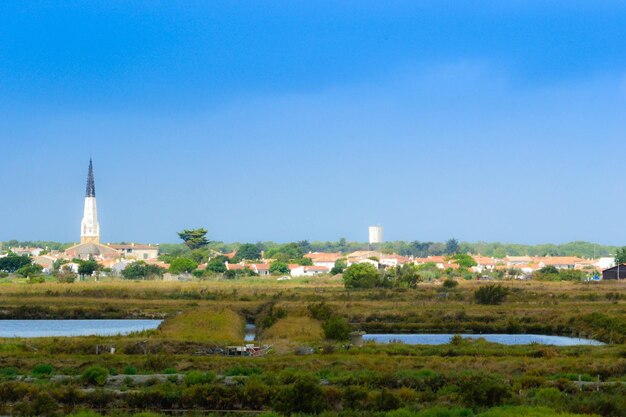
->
[1,1,626,245]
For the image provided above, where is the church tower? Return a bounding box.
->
[80,159,101,244]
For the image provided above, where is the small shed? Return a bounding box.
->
[601,264,626,280]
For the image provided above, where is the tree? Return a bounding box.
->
[297,240,312,254]
[269,261,289,275]
[330,258,347,275]
[450,253,477,268]
[445,238,460,255]
[122,261,165,279]
[233,243,262,261]
[265,243,303,262]
[396,263,422,288]
[615,247,626,265]
[206,256,228,273]
[0,253,32,272]
[343,263,380,289]
[177,228,209,250]
[189,248,209,264]
[77,260,99,277]
[297,257,313,266]
[15,264,43,277]
[169,257,198,274]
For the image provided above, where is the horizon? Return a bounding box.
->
[2,2,626,244]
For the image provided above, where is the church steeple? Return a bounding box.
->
[86,158,96,197]
[80,159,100,244]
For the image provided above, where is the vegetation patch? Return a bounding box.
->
[262,316,324,347]
[158,307,244,344]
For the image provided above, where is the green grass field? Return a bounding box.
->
[0,279,624,416]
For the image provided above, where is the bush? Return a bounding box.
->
[307,302,334,321]
[323,316,352,341]
[371,388,402,411]
[475,284,508,305]
[184,371,216,385]
[458,373,512,407]
[224,365,262,376]
[242,376,270,409]
[443,278,458,289]
[32,364,54,377]
[81,366,109,386]
[0,367,19,379]
[343,263,380,289]
[272,375,326,414]
[123,366,138,375]
[269,261,289,275]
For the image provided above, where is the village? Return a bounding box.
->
[2,242,622,281]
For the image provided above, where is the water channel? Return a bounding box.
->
[244,323,257,342]
[363,333,605,346]
[0,319,162,338]
[0,320,605,346]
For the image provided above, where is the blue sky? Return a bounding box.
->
[1,1,626,244]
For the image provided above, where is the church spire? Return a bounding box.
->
[81,158,100,244]
[86,159,96,197]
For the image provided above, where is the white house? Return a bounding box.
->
[290,265,330,277]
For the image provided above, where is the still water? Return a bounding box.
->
[0,319,162,338]
[363,333,605,346]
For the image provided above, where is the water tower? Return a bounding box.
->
[368,225,383,245]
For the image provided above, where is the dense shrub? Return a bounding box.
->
[458,373,512,407]
[371,388,402,411]
[0,367,18,379]
[308,302,334,321]
[475,284,509,305]
[443,278,459,289]
[272,375,326,414]
[81,366,109,386]
[323,316,352,341]
[123,366,138,375]
[32,364,54,377]
[184,371,216,385]
[224,365,262,376]
[241,376,270,409]
[343,263,381,289]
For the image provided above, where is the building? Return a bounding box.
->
[81,159,100,244]
[602,264,626,280]
[65,159,120,260]
[290,265,330,277]
[537,256,586,270]
[368,225,383,244]
[108,243,159,260]
[303,252,343,269]
[11,247,44,257]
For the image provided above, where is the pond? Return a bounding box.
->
[363,333,605,346]
[0,319,162,338]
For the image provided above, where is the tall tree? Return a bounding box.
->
[445,238,460,255]
[233,243,262,261]
[177,228,209,250]
[615,247,626,265]
[77,259,100,277]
